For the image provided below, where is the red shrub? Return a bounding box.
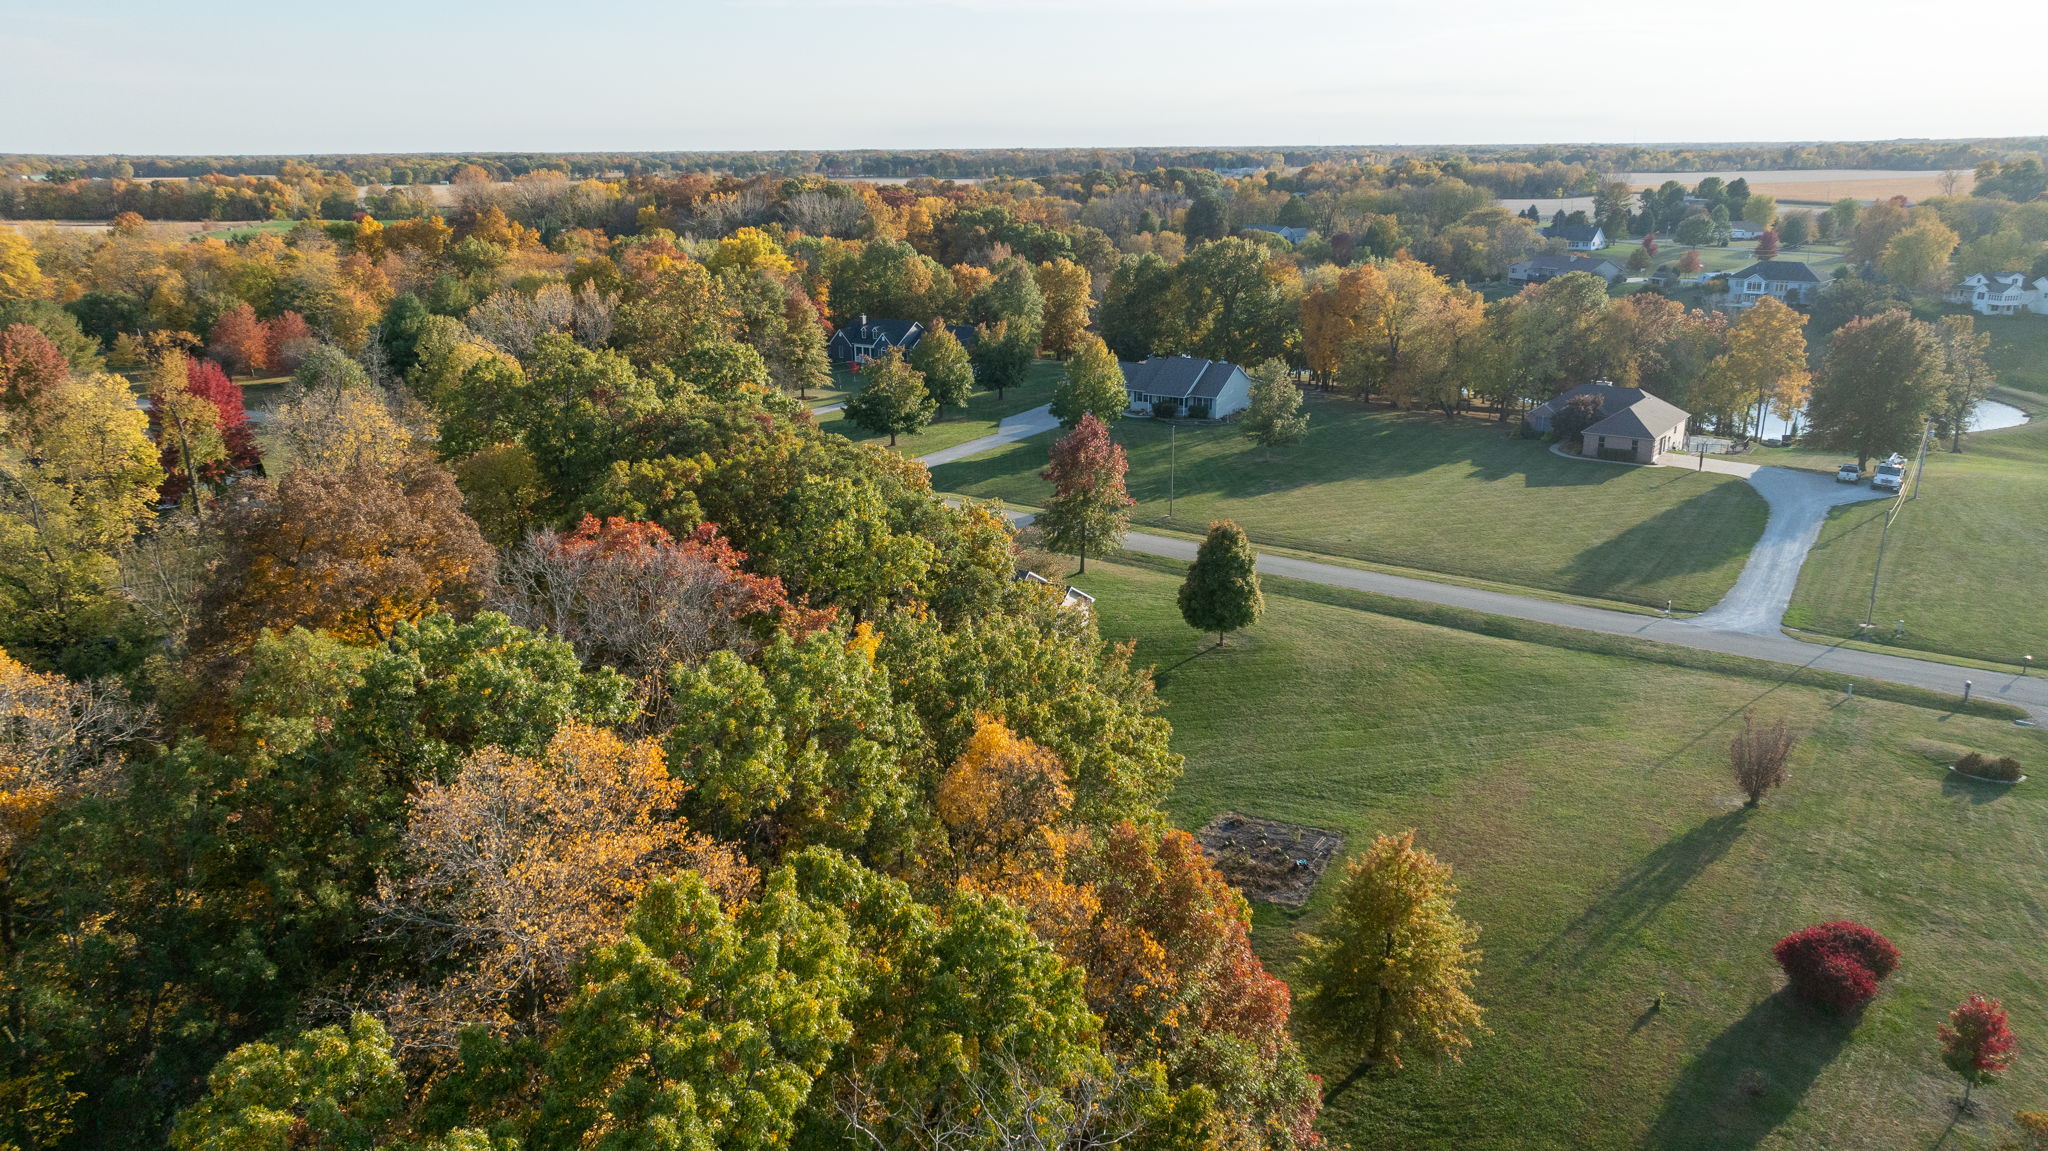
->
[1773,922,1900,1011]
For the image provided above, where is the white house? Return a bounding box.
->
[1945,272,2044,316]
[1726,260,1825,308]
[1541,222,1607,251]
[1120,356,1254,420]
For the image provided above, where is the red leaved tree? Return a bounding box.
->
[263,310,313,373]
[206,302,269,378]
[1940,994,2018,1111]
[0,323,69,429]
[1773,921,1899,1011]
[497,515,831,715]
[1754,228,1781,260]
[186,357,262,474]
[1677,250,1704,275]
[1036,414,1133,574]
[1642,233,1659,259]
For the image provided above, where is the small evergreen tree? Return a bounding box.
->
[1050,336,1128,429]
[1241,359,1310,457]
[1296,830,1486,1072]
[842,348,934,447]
[909,323,975,417]
[1178,520,1263,647]
[1036,414,1132,574]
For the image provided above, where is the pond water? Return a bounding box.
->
[1749,399,2028,442]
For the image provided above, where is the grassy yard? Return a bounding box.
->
[936,394,1770,611]
[1785,387,2047,665]
[1076,556,2048,1151]
[818,359,1061,457]
[1598,239,1849,279]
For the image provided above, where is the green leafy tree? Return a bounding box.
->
[0,371,162,671]
[1295,830,1486,1073]
[1036,415,1133,575]
[665,629,915,859]
[1241,359,1309,456]
[534,869,858,1151]
[843,348,935,446]
[1933,314,1995,452]
[1051,336,1128,429]
[969,320,1036,400]
[1172,237,1294,366]
[170,1015,408,1151]
[970,258,1045,351]
[1178,520,1263,646]
[1805,310,1942,470]
[908,323,974,416]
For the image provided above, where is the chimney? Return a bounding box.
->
[859,314,868,328]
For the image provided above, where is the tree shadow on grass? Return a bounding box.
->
[1941,771,2017,806]
[1519,809,1752,979]
[1556,484,1766,603]
[1644,988,1858,1151]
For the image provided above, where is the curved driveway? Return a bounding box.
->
[925,434,2046,720]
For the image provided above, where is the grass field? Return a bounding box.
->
[1598,239,1849,279]
[818,359,1061,456]
[1075,556,2048,1151]
[935,394,1770,611]
[1786,386,2047,665]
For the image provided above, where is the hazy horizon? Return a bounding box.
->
[6,0,2043,156]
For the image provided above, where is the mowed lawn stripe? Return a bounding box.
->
[935,394,1769,611]
[1077,558,2048,1151]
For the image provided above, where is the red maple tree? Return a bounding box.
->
[1940,994,2018,1109]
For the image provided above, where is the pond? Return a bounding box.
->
[1751,399,2028,442]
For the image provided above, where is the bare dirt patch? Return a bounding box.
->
[1194,811,1342,908]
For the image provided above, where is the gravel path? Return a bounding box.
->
[1688,465,1889,634]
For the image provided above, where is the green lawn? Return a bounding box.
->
[818,359,1061,457]
[936,394,1770,611]
[1597,239,1849,279]
[1786,386,2048,665]
[1078,556,2048,1151]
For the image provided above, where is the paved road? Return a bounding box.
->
[917,404,1058,467]
[812,402,846,415]
[929,430,2046,720]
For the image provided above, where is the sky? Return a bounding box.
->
[4,0,2044,155]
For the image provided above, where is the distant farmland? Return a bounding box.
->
[1500,167,1976,217]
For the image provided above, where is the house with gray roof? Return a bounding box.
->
[1242,224,1311,245]
[1120,356,1254,420]
[1526,381,1690,463]
[1727,260,1825,309]
[1509,252,1623,285]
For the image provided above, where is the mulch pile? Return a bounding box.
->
[1193,811,1342,908]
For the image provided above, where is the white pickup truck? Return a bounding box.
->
[1836,462,1862,484]
[1872,452,1908,493]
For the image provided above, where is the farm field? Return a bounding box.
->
[817,359,1060,455]
[1496,168,1973,218]
[1785,386,2047,665]
[933,394,1770,611]
[1076,556,2048,1151]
